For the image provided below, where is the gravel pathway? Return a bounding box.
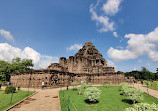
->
[134,83,158,99]
[9,87,61,111]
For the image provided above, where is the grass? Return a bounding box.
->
[143,81,158,90]
[148,81,158,90]
[59,86,158,111]
[0,89,34,111]
[145,85,158,90]
[0,81,7,84]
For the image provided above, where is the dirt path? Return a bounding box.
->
[1,85,97,111]
[134,83,158,99]
[9,87,62,111]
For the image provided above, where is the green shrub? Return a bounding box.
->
[120,82,143,104]
[120,82,128,90]
[71,81,79,90]
[124,87,143,104]
[153,81,158,86]
[78,87,83,95]
[125,103,158,111]
[81,83,87,88]
[84,87,101,103]
[120,83,132,95]
[103,81,111,88]
[5,86,16,94]
[144,81,150,86]
[88,82,92,87]
[78,83,87,95]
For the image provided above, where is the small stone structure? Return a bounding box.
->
[10,42,125,88]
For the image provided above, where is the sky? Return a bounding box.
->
[0,0,158,72]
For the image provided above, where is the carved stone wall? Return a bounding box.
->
[10,70,125,88]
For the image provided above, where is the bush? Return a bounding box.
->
[120,82,143,104]
[78,87,83,95]
[144,81,150,86]
[88,82,92,87]
[103,81,111,88]
[124,87,143,104]
[5,86,16,94]
[125,103,158,111]
[71,81,79,90]
[153,81,158,86]
[81,83,87,88]
[120,83,132,95]
[84,87,101,103]
[78,83,87,95]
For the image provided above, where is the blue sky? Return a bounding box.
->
[0,0,158,72]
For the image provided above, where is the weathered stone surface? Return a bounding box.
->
[48,42,113,74]
[10,42,126,88]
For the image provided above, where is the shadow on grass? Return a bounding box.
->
[72,88,78,91]
[84,99,99,105]
[122,99,139,104]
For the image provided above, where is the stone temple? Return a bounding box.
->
[10,42,125,88]
[48,42,114,74]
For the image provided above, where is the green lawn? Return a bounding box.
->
[0,90,34,111]
[143,81,158,90]
[59,86,158,111]
[146,85,158,90]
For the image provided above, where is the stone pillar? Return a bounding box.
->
[99,60,101,65]
[94,60,96,66]
[92,60,94,66]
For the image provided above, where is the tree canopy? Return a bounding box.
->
[0,57,34,81]
[125,67,158,80]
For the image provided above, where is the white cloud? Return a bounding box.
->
[113,31,118,37]
[0,29,14,41]
[102,0,122,16]
[89,2,114,32]
[107,60,116,68]
[108,27,158,62]
[89,0,122,32]
[133,67,137,71]
[67,44,83,51]
[38,56,59,69]
[108,47,137,62]
[0,43,58,69]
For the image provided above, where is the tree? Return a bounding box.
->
[117,71,123,74]
[141,67,148,73]
[0,57,34,81]
[120,83,133,95]
[124,87,143,104]
[11,57,34,73]
[103,81,111,88]
[84,87,101,103]
[124,67,158,80]
[0,60,11,81]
